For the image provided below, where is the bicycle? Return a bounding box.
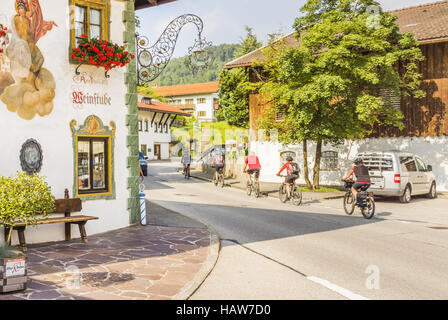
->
[278,175,302,206]
[183,164,190,179]
[214,167,224,188]
[245,171,260,198]
[342,180,375,219]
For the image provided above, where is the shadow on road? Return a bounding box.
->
[150,200,385,248]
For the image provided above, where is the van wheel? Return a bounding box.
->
[399,185,411,203]
[427,182,437,199]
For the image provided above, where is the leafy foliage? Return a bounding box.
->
[218,27,263,128]
[0,173,55,244]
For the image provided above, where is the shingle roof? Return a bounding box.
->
[224,0,448,69]
[138,96,190,116]
[153,82,219,97]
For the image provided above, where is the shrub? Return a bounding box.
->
[0,172,55,245]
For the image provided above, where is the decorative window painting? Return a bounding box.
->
[0,0,57,120]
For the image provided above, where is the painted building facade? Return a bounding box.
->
[0,0,168,246]
[225,1,448,192]
[137,94,189,160]
[153,81,219,122]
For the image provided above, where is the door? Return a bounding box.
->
[415,157,430,194]
[154,144,161,160]
[399,156,420,194]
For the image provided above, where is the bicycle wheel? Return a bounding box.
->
[246,181,252,196]
[361,196,375,219]
[279,184,288,203]
[343,192,355,215]
[254,181,260,198]
[291,186,302,206]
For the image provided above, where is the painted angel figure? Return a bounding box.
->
[7,0,57,87]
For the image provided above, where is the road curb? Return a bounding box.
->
[190,173,345,201]
[148,200,221,301]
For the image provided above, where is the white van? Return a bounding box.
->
[356,151,437,203]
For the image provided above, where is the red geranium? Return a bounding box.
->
[71,36,134,71]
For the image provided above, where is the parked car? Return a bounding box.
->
[356,151,437,203]
[139,152,148,176]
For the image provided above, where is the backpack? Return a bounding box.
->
[290,162,300,175]
[214,154,224,165]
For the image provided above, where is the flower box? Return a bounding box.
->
[71,35,134,76]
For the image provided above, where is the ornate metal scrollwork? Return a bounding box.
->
[136,14,213,84]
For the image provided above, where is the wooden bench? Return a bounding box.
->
[3,189,99,251]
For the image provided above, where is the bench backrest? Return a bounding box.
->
[54,198,82,214]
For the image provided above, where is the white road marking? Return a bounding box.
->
[307,276,369,300]
[397,220,411,224]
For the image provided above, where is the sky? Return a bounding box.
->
[137,0,440,58]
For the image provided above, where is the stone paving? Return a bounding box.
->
[0,224,214,300]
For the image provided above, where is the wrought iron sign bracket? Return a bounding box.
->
[136,14,213,84]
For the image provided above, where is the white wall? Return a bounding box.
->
[138,110,172,160]
[170,92,217,121]
[251,136,448,191]
[0,0,130,245]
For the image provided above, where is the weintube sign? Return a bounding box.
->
[72,91,112,108]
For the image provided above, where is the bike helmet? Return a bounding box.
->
[354,157,363,165]
[286,156,293,162]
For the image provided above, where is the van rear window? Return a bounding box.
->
[361,157,394,171]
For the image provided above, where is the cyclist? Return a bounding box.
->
[243,151,261,187]
[342,157,371,205]
[181,149,192,175]
[276,156,300,198]
[211,149,225,184]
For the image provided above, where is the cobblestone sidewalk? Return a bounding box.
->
[0,208,219,300]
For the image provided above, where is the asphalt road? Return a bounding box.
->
[145,161,448,300]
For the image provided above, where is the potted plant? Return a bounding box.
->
[71,34,135,76]
[0,172,55,293]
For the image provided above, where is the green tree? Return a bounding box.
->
[257,0,425,189]
[218,27,263,128]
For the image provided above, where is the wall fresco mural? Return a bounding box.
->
[0,0,57,120]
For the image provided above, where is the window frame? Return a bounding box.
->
[70,0,110,61]
[197,98,206,104]
[320,151,339,171]
[71,116,116,201]
[77,136,110,195]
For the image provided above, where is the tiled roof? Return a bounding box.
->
[224,32,301,69]
[153,82,219,97]
[138,98,190,116]
[390,0,448,43]
[225,0,448,69]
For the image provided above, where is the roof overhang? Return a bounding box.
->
[135,0,177,11]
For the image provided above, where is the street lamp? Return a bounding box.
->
[136,14,213,84]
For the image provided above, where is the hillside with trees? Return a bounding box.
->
[150,44,241,86]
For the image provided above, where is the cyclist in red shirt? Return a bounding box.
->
[243,152,261,187]
[277,156,300,198]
